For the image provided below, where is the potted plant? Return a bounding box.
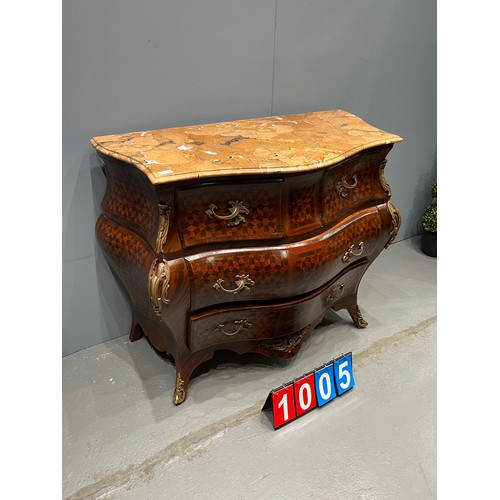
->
[420,180,437,257]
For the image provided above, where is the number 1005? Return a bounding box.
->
[270,353,355,429]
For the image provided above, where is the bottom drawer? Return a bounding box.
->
[189,261,368,352]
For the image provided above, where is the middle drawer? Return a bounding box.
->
[185,206,383,311]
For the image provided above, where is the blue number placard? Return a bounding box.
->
[333,353,355,395]
[314,363,337,407]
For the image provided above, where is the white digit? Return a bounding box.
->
[298,383,312,410]
[278,392,289,421]
[338,360,351,389]
[318,372,332,400]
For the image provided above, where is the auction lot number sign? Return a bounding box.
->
[262,353,355,429]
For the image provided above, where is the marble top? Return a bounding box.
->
[90,110,402,184]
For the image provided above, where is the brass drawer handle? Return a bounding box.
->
[215,319,252,336]
[336,174,358,198]
[324,283,345,307]
[328,283,345,300]
[342,241,364,263]
[213,274,255,294]
[205,200,250,226]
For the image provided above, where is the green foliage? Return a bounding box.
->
[421,203,437,233]
[421,180,437,234]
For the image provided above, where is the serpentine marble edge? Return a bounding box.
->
[90,110,403,184]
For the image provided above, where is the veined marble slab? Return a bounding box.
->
[90,110,402,184]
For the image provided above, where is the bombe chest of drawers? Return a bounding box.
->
[92,110,402,404]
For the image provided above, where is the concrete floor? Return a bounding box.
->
[62,236,436,500]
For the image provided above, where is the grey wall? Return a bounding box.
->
[62,0,436,355]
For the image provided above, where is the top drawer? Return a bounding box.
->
[321,149,390,225]
[175,180,284,248]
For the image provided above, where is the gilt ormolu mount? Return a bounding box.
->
[91,110,402,404]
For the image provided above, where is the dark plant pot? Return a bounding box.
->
[421,229,437,257]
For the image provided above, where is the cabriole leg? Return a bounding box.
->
[129,320,144,342]
[173,372,187,405]
[347,303,368,329]
[334,294,368,329]
[172,351,216,405]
